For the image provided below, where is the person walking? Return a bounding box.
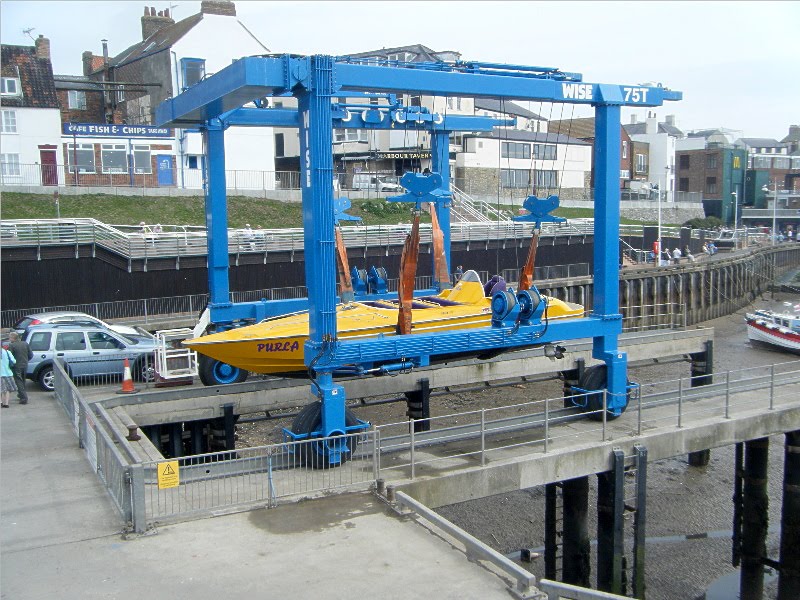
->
[7,332,32,404]
[1,345,17,408]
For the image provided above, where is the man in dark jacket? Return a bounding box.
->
[7,332,32,404]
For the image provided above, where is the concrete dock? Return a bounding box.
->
[0,394,519,599]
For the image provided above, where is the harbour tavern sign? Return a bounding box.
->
[374,151,431,160]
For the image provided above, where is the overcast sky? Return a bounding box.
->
[2,1,797,140]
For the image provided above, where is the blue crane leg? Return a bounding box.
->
[204,122,231,310]
[593,103,628,409]
[298,57,346,438]
[430,131,452,276]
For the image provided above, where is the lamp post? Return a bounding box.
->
[762,181,778,245]
[731,190,738,240]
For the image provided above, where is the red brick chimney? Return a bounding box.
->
[141,5,175,40]
[34,34,51,61]
[201,1,236,16]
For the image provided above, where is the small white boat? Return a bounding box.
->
[745,303,800,353]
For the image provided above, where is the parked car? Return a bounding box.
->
[13,311,150,338]
[23,323,156,391]
[351,173,403,193]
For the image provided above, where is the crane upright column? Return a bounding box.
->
[592,102,627,405]
[297,56,346,437]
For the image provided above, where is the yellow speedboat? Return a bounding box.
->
[184,270,584,375]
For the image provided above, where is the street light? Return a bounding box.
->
[762,181,778,245]
[731,191,738,233]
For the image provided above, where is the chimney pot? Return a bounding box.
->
[141,5,175,39]
[200,1,237,17]
[164,8,170,17]
[34,34,51,61]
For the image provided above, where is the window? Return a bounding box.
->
[273,101,283,108]
[679,154,690,169]
[753,156,771,169]
[501,142,531,159]
[706,177,717,194]
[0,153,21,176]
[101,144,127,173]
[66,143,96,173]
[706,154,717,169]
[1,77,20,96]
[275,133,285,157]
[187,155,202,170]
[533,144,557,160]
[792,157,800,169]
[133,145,151,173]
[27,331,51,352]
[387,52,414,62]
[68,90,87,110]
[733,155,741,169]
[88,331,123,350]
[56,332,86,351]
[500,168,530,189]
[333,129,367,143]
[635,153,647,174]
[622,141,628,159]
[534,170,558,189]
[115,87,125,103]
[1,109,17,133]
[181,57,206,91]
[409,95,421,107]
[773,157,790,169]
[679,177,690,192]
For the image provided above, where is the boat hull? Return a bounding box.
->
[185,278,584,374]
[746,318,800,353]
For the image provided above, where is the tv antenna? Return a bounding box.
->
[22,27,36,41]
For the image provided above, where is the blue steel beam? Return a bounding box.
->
[320,317,617,368]
[592,103,627,403]
[213,107,510,132]
[204,122,231,309]
[156,56,681,128]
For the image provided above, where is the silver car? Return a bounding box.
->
[24,323,156,391]
[13,311,150,338]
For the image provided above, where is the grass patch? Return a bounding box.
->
[1,192,670,227]
[0,192,429,228]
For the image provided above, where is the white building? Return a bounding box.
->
[455,131,593,204]
[624,113,684,201]
[0,37,64,186]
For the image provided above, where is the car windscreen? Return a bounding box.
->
[14,317,35,330]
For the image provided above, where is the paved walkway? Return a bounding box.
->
[0,391,517,599]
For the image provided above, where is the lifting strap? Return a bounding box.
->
[518,228,540,291]
[334,226,354,302]
[429,203,451,290]
[397,213,421,335]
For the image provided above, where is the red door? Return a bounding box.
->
[39,149,57,186]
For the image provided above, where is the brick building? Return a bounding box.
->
[674,146,747,224]
[547,117,648,192]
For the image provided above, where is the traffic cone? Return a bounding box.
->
[117,358,137,394]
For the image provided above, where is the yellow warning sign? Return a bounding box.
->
[157,460,180,489]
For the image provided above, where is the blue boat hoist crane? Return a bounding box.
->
[156,55,681,465]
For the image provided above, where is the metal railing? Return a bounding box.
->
[52,360,133,522]
[371,359,800,481]
[134,431,373,525]
[50,349,800,533]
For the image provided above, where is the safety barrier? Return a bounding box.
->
[52,360,134,522]
[50,348,800,533]
[371,359,800,481]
